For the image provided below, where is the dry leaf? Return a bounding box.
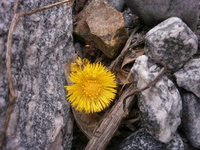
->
[121,48,144,70]
[72,108,102,139]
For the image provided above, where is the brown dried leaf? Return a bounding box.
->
[114,67,129,85]
[121,48,144,70]
[72,108,102,139]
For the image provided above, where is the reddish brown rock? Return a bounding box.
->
[74,0,128,58]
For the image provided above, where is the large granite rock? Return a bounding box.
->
[174,58,200,98]
[118,128,184,150]
[74,0,128,58]
[125,0,199,31]
[145,17,198,72]
[131,55,182,143]
[0,0,74,149]
[181,93,200,149]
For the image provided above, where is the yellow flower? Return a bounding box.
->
[71,57,90,72]
[65,59,117,114]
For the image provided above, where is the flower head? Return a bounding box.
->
[65,58,117,113]
[71,57,90,72]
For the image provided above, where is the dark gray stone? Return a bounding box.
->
[145,17,198,72]
[118,128,184,150]
[181,92,200,149]
[0,0,74,149]
[174,58,200,98]
[123,8,138,29]
[131,55,182,143]
[107,0,125,12]
[125,0,199,31]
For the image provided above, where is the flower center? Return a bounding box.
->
[83,80,100,98]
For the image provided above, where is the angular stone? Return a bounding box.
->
[181,92,200,149]
[125,0,199,31]
[118,128,184,150]
[174,58,200,98]
[131,55,182,143]
[145,17,198,72]
[74,0,128,58]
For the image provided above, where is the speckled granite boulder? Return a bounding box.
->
[125,0,199,31]
[145,17,198,72]
[181,92,200,149]
[131,55,182,143]
[174,58,200,98]
[0,0,74,149]
[118,128,184,150]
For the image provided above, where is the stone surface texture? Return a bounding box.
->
[0,0,74,149]
[131,55,182,143]
[125,0,199,31]
[145,17,198,72]
[74,0,128,58]
[181,92,200,149]
[174,58,200,98]
[118,128,184,150]
[107,0,125,12]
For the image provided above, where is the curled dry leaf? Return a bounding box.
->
[115,48,144,86]
[121,48,144,70]
[72,108,102,139]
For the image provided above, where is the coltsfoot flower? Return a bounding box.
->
[70,57,90,72]
[65,58,117,113]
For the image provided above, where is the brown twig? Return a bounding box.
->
[0,1,20,148]
[0,0,74,149]
[18,0,74,17]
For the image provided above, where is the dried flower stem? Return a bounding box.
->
[0,0,74,149]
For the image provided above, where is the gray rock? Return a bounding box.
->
[0,0,74,149]
[174,58,200,98]
[107,0,125,12]
[0,97,6,109]
[145,17,198,72]
[118,128,184,150]
[181,92,200,149]
[131,55,182,143]
[125,0,199,31]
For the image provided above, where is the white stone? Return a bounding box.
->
[174,58,200,98]
[131,55,182,143]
